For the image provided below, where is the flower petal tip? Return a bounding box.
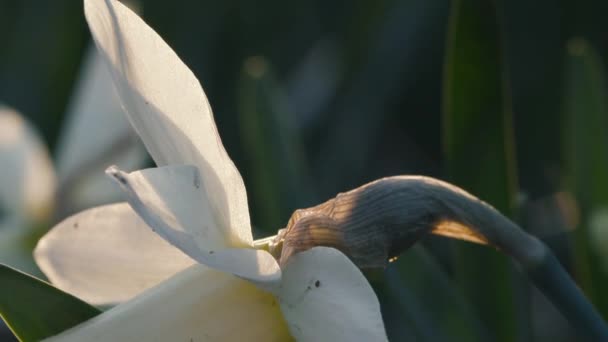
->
[105,164,120,175]
[106,165,128,186]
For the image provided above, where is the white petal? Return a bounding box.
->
[107,165,227,251]
[84,0,252,247]
[0,106,55,221]
[34,203,194,306]
[278,247,387,341]
[107,165,281,286]
[44,265,293,342]
[55,45,147,212]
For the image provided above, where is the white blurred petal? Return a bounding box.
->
[0,106,55,221]
[107,165,281,286]
[34,203,194,306]
[55,46,147,212]
[84,0,252,247]
[279,247,387,341]
[44,265,293,342]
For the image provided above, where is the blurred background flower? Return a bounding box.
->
[0,45,146,278]
[0,105,55,274]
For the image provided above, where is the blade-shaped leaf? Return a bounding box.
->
[238,57,315,231]
[443,0,521,340]
[373,245,489,342]
[562,38,608,315]
[315,0,448,195]
[0,263,100,342]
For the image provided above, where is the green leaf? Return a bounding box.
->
[316,0,448,194]
[443,0,522,340]
[238,56,315,231]
[378,245,490,342]
[562,38,608,316]
[0,221,45,278]
[0,263,100,342]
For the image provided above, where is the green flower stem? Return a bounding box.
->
[523,244,608,341]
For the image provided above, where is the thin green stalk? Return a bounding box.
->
[525,251,608,341]
[442,0,520,338]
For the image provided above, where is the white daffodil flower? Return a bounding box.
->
[34,0,388,340]
[0,44,146,276]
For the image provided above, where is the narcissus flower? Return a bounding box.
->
[34,0,387,340]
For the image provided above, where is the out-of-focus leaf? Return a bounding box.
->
[0,263,100,342]
[286,38,340,128]
[0,1,86,148]
[562,38,608,315]
[238,56,315,231]
[500,0,562,198]
[0,218,44,277]
[315,0,449,196]
[373,245,489,342]
[370,271,435,342]
[443,0,521,340]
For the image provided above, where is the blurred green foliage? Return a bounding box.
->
[443,0,521,340]
[2,0,608,341]
[562,38,608,318]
